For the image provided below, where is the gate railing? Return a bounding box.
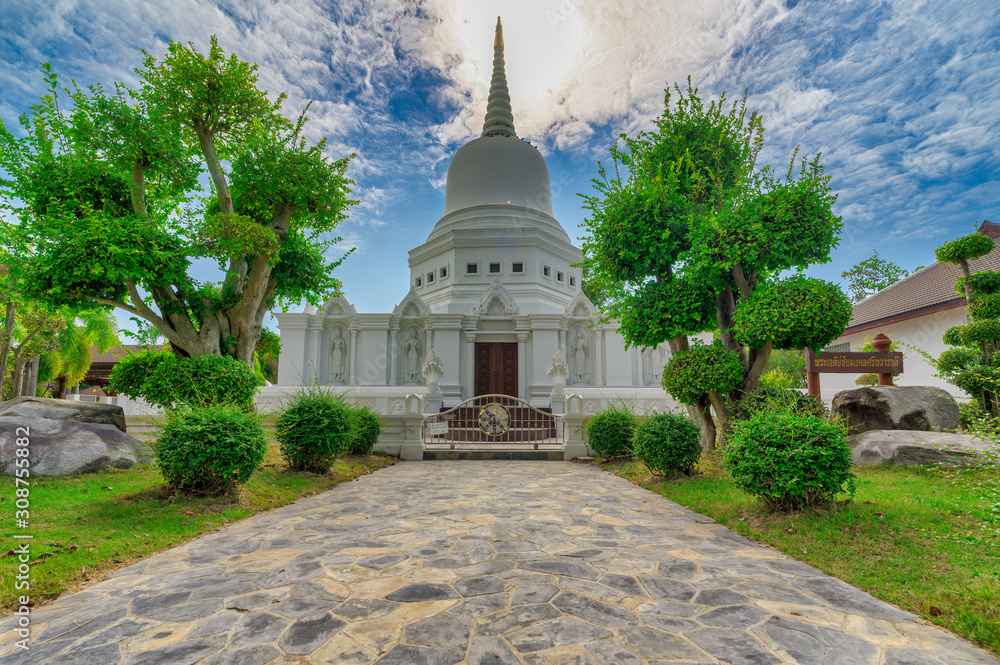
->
[423,394,563,448]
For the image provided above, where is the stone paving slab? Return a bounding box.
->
[1,461,997,664]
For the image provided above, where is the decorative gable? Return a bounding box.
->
[392,287,431,318]
[562,290,597,318]
[471,278,520,316]
[323,294,358,318]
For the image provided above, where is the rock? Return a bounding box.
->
[831,386,959,436]
[0,396,127,433]
[849,430,998,467]
[0,417,152,477]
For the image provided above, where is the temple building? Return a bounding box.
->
[272,19,674,436]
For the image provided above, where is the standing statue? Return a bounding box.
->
[649,345,666,383]
[572,329,589,383]
[329,328,346,382]
[404,328,422,383]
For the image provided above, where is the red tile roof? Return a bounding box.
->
[846,220,998,333]
[90,345,164,364]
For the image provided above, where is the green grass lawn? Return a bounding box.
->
[0,444,397,614]
[604,452,1000,655]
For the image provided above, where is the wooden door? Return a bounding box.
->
[475,342,518,396]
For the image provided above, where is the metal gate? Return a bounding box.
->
[423,394,563,449]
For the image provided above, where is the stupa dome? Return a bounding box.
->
[442,136,552,217]
[438,16,554,221]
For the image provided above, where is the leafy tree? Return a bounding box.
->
[579,79,850,446]
[840,249,909,302]
[0,38,356,367]
[933,230,1000,414]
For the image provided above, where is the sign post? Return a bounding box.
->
[805,332,903,402]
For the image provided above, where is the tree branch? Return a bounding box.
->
[732,263,751,299]
[744,340,773,392]
[130,164,147,217]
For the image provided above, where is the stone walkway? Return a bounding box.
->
[2,461,997,665]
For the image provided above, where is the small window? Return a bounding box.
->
[489,262,501,274]
[467,262,479,274]
[440,266,448,279]
[569,276,576,287]
[557,271,564,283]
[542,265,551,278]
[427,271,434,284]
[512,262,524,273]
[415,276,422,287]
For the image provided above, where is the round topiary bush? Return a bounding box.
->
[111,350,258,410]
[661,342,743,406]
[347,404,382,455]
[632,412,701,476]
[725,411,856,510]
[276,387,353,473]
[156,405,267,495]
[586,402,637,458]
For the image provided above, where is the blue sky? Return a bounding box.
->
[1,0,998,330]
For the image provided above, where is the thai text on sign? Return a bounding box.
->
[806,352,904,374]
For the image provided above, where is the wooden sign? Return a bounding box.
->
[805,332,902,401]
[806,352,903,374]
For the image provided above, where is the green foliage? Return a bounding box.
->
[968,293,1000,321]
[840,249,909,302]
[734,275,852,352]
[944,320,1000,347]
[760,368,798,390]
[577,79,844,447]
[0,38,355,365]
[586,402,637,458]
[632,412,701,476]
[959,271,1000,297]
[276,386,353,473]
[763,349,805,387]
[661,342,743,406]
[936,233,994,265]
[725,411,856,510]
[155,405,266,495]
[110,350,257,409]
[347,404,383,455]
[729,387,827,423]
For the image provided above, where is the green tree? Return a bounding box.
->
[840,249,909,303]
[579,80,850,447]
[0,38,356,367]
[933,229,1000,415]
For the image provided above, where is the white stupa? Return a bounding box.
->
[274,18,674,422]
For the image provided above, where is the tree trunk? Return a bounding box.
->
[25,355,39,397]
[55,375,68,400]
[10,357,27,399]
[0,300,15,398]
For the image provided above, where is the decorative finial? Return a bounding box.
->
[481,16,517,138]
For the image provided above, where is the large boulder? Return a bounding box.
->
[831,386,959,436]
[850,430,997,467]
[0,396,127,433]
[0,417,152,476]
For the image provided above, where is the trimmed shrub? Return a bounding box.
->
[661,341,743,406]
[276,386,353,473]
[111,350,258,409]
[586,402,637,458]
[725,411,857,510]
[729,387,827,423]
[156,405,266,495]
[734,275,852,352]
[348,404,382,455]
[632,412,701,476]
